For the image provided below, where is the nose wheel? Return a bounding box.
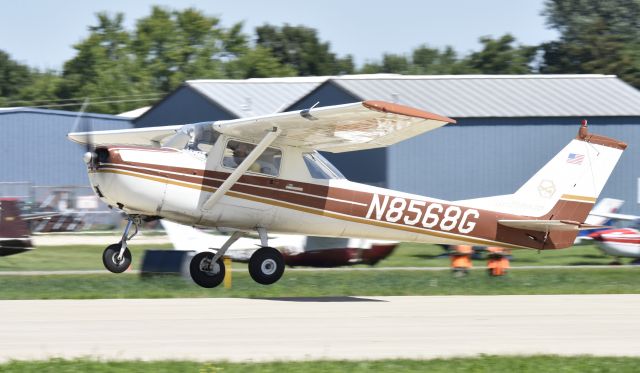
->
[102,216,140,274]
[102,243,132,273]
[249,247,285,285]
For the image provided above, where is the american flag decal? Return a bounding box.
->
[566,153,584,165]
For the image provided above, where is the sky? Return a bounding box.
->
[0,0,559,70]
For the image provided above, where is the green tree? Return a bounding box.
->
[359,53,410,74]
[255,24,354,75]
[0,50,33,105]
[58,12,154,113]
[410,46,468,74]
[225,46,297,79]
[540,0,640,88]
[132,6,245,92]
[359,46,470,75]
[13,70,63,107]
[463,34,536,74]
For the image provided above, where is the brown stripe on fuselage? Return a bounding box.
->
[97,151,594,250]
[102,162,360,211]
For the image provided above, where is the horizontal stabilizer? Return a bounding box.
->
[498,219,607,232]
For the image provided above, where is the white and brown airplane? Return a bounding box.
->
[68,101,627,288]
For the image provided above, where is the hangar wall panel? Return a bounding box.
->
[0,110,131,186]
[388,117,640,215]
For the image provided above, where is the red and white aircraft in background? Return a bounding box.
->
[589,228,640,263]
[585,206,640,263]
[69,101,627,288]
[574,198,624,244]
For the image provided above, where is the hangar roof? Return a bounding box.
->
[186,77,326,117]
[153,74,640,121]
[329,75,640,117]
[0,107,131,120]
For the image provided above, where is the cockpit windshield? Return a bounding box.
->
[303,152,345,180]
[163,122,220,152]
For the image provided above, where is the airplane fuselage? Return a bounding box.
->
[88,145,586,250]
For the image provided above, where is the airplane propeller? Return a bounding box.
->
[70,99,99,167]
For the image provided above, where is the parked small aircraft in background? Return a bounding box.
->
[69,101,626,288]
[589,228,640,264]
[0,199,33,256]
[585,206,640,263]
[0,198,60,256]
[161,220,397,267]
[574,198,624,244]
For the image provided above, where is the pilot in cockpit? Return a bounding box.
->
[185,126,200,151]
[224,143,261,172]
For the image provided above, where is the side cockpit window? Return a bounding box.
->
[222,140,281,177]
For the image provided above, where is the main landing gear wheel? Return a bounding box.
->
[102,243,132,273]
[190,252,226,288]
[249,247,285,285]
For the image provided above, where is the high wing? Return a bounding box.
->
[68,101,454,151]
[68,125,182,147]
[214,101,456,153]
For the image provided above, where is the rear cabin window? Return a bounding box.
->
[222,140,281,176]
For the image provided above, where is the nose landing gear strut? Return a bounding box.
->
[102,216,141,273]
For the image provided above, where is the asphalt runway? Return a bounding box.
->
[2,295,640,362]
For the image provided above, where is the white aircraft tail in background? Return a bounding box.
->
[584,198,625,226]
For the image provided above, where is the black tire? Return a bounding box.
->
[190,252,225,288]
[102,243,132,274]
[249,247,285,285]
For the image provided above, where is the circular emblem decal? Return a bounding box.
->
[537,180,556,199]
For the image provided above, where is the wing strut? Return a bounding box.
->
[201,127,281,211]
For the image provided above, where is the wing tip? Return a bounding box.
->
[362,100,457,124]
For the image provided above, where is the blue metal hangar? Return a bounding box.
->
[134,74,640,215]
[0,107,131,186]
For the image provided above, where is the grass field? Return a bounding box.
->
[1,240,637,299]
[1,356,639,372]
[381,242,622,267]
[0,244,173,272]
[1,266,639,299]
[0,241,624,273]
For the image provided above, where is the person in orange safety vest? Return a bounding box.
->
[486,247,510,276]
[450,245,472,277]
